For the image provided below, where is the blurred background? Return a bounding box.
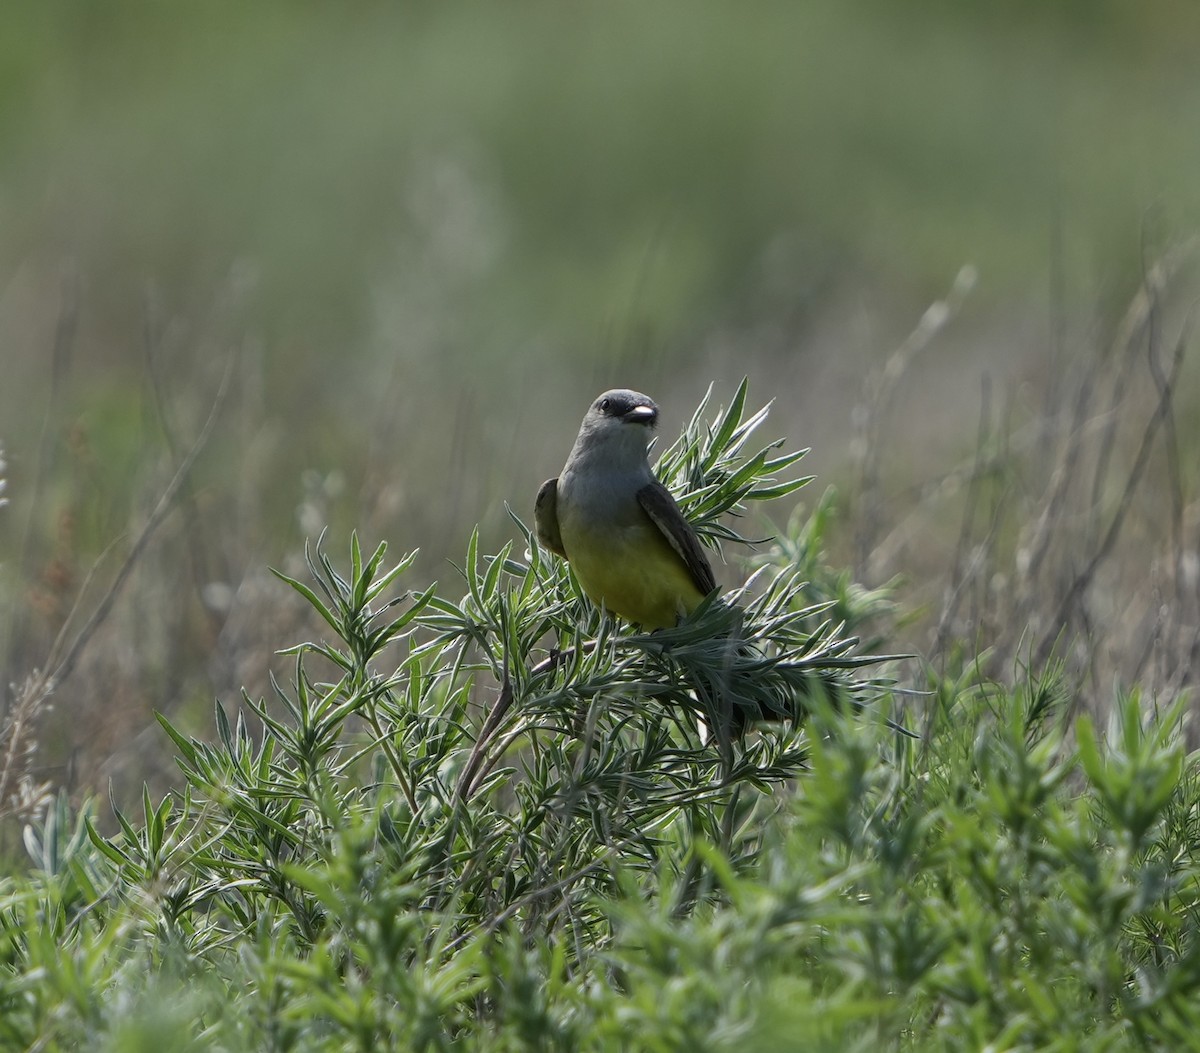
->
[3,0,1199,808]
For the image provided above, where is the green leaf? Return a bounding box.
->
[84,815,130,866]
[271,567,342,635]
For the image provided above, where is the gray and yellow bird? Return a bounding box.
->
[535,389,716,629]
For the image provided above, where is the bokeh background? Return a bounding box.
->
[3,0,1199,806]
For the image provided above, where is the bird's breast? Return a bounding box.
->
[555,473,703,629]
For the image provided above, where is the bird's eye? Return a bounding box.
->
[599,397,611,412]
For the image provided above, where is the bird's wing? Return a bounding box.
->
[534,478,567,557]
[636,481,717,595]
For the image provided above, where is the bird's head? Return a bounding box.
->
[571,389,659,466]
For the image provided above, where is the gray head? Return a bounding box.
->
[567,388,659,470]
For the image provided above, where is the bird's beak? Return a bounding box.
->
[623,404,658,426]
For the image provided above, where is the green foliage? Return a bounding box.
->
[3,388,1200,1050]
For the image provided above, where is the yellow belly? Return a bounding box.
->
[563,520,704,630]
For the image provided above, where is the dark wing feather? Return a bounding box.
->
[534,478,567,557]
[636,481,717,595]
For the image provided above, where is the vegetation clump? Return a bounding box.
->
[2,386,1199,1050]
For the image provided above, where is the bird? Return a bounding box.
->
[535,389,717,630]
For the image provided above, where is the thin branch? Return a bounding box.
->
[854,266,976,570]
[931,373,992,659]
[3,271,78,715]
[454,660,515,803]
[1036,319,1189,666]
[48,353,236,687]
